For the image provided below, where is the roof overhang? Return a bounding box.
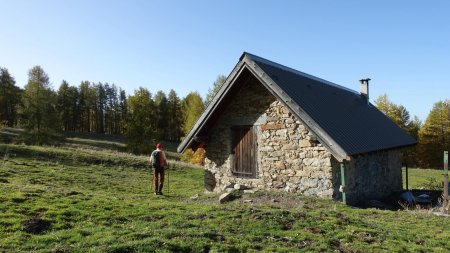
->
[177,56,247,153]
[239,54,349,161]
[177,52,416,162]
[177,52,349,161]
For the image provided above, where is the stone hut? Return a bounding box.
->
[178,53,416,204]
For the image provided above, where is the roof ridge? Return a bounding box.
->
[243,52,359,95]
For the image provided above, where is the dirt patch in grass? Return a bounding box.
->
[191,191,308,209]
[305,227,325,234]
[240,194,305,209]
[356,232,377,244]
[22,216,52,234]
[280,220,294,230]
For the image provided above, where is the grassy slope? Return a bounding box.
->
[0,137,449,252]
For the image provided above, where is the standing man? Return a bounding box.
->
[150,143,168,195]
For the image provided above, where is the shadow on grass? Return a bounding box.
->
[353,189,443,211]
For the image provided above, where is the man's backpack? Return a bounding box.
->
[152,151,161,169]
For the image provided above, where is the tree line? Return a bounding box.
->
[0,66,211,154]
[1,65,448,168]
[374,94,450,168]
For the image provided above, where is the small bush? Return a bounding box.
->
[181,148,205,165]
[419,177,442,190]
[181,148,194,163]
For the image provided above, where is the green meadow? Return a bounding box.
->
[0,135,449,252]
[403,167,445,190]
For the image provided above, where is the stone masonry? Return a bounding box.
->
[203,76,403,202]
[333,150,403,203]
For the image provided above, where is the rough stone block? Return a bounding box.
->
[303,158,314,166]
[282,143,297,150]
[300,139,312,147]
[261,132,271,139]
[261,123,285,131]
[219,192,234,203]
[296,170,310,177]
[275,129,288,137]
[319,159,332,167]
[272,151,284,157]
[310,170,327,178]
[285,118,294,124]
[273,181,285,188]
[276,161,286,170]
[234,184,244,190]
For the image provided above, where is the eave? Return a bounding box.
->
[177,52,349,161]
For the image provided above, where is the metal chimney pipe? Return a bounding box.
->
[359,78,371,104]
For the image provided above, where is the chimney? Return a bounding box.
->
[359,78,370,103]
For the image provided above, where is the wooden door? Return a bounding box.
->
[232,126,256,178]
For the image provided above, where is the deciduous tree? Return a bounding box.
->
[182,91,204,135]
[417,100,450,168]
[126,87,156,154]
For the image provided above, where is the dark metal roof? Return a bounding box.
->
[246,53,417,156]
[177,52,417,160]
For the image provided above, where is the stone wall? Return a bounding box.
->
[203,76,403,202]
[204,76,334,198]
[332,150,403,204]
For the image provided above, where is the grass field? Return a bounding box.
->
[1,134,450,252]
[402,167,445,190]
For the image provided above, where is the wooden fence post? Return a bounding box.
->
[444,151,448,214]
[340,163,346,205]
[405,163,409,191]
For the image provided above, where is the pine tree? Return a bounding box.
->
[57,80,79,132]
[19,66,60,144]
[374,94,390,116]
[95,82,106,133]
[154,90,168,140]
[105,83,119,134]
[407,116,422,141]
[374,94,419,166]
[167,89,183,141]
[204,75,226,106]
[417,100,450,168]
[78,81,93,132]
[118,88,128,135]
[0,67,21,127]
[374,94,411,131]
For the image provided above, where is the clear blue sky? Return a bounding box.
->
[1,0,449,121]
